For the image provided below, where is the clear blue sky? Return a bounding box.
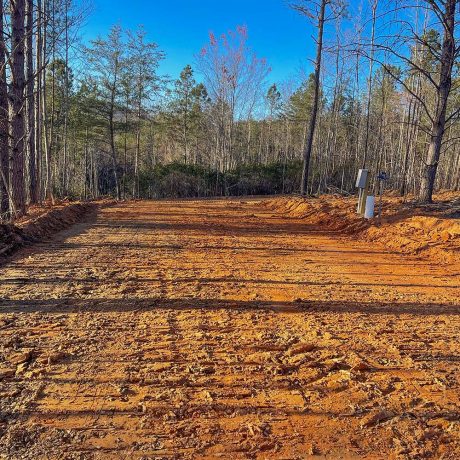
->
[81,0,319,84]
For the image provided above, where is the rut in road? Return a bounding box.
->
[0,198,459,459]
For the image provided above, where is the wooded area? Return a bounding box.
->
[0,0,459,221]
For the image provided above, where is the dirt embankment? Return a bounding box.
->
[0,202,98,260]
[265,192,460,264]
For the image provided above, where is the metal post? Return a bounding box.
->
[356,169,369,215]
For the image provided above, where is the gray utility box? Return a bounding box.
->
[356,169,369,189]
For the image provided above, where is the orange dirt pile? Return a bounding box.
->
[0,202,98,260]
[0,198,459,459]
[265,191,460,264]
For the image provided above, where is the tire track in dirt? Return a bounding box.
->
[0,198,459,459]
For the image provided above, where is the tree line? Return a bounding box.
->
[0,0,459,222]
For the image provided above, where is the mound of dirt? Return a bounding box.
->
[265,192,460,264]
[0,202,97,260]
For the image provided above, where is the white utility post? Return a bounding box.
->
[356,169,369,215]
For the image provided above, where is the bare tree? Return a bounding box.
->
[362,0,377,169]
[291,0,345,195]
[419,0,458,202]
[357,0,459,203]
[196,26,270,173]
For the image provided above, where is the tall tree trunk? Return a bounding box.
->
[26,0,36,203]
[109,116,120,200]
[49,0,56,199]
[300,0,326,195]
[62,0,69,195]
[123,93,128,199]
[42,0,52,200]
[0,1,9,216]
[362,0,377,169]
[133,99,141,198]
[109,81,120,200]
[419,0,456,203]
[34,0,42,203]
[400,99,413,196]
[134,125,140,198]
[84,127,89,199]
[10,0,26,216]
[183,91,188,165]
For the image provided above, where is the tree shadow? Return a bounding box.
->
[0,275,457,290]
[0,297,458,315]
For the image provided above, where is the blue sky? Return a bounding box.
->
[81,0,319,84]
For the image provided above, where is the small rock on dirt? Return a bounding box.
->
[10,350,33,365]
[0,367,15,380]
[351,361,374,372]
[288,343,316,356]
[361,410,395,428]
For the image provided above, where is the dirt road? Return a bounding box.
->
[1,198,459,459]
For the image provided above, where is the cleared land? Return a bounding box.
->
[0,198,459,459]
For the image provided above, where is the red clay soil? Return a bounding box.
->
[266,192,460,264]
[0,197,459,459]
[0,202,98,260]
